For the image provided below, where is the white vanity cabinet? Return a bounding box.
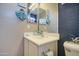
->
[24,32,59,56]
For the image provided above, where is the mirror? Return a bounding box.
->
[15,3,50,25]
[27,3,50,25]
[15,3,50,34]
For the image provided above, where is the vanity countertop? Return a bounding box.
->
[24,32,59,46]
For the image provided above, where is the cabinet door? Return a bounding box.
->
[47,41,57,56]
[24,39,29,56]
[29,41,38,56]
[38,41,57,56]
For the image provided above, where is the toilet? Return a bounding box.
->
[64,41,79,56]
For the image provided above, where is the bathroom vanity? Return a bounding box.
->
[24,32,59,56]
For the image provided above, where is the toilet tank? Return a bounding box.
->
[64,41,79,56]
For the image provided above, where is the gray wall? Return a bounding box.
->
[0,3,27,56]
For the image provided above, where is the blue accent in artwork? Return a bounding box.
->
[15,9,26,21]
